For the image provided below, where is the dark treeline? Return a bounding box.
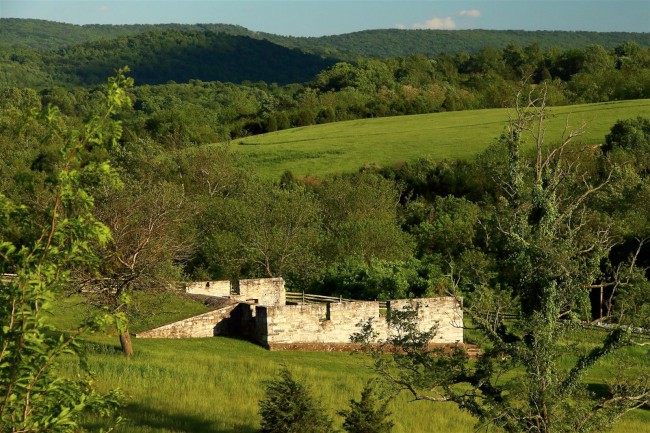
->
[2,38,650,143]
[3,18,649,56]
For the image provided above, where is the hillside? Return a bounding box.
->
[0,19,252,50]
[234,99,650,178]
[2,19,649,89]
[302,29,650,58]
[46,30,335,86]
[0,29,335,86]
[2,18,649,57]
[49,294,650,433]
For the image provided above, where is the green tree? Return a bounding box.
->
[259,367,333,433]
[339,382,394,433]
[77,180,193,356]
[317,173,414,264]
[201,179,323,284]
[0,70,130,432]
[354,87,650,433]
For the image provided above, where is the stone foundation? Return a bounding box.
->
[135,301,238,338]
[138,278,464,349]
[256,297,462,348]
[185,280,232,297]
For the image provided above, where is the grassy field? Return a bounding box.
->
[233,99,650,179]
[50,294,649,433]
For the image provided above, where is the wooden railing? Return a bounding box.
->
[286,292,391,310]
[1,273,17,283]
[286,291,355,304]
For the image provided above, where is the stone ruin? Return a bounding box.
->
[136,277,464,350]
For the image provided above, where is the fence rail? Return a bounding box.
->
[1,273,17,282]
[286,292,355,304]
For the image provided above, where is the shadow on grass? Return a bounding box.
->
[78,339,123,355]
[121,402,258,433]
[586,382,611,400]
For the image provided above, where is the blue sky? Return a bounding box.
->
[2,1,649,36]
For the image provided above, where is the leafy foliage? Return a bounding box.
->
[0,69,132,432]
[353,88,650,433]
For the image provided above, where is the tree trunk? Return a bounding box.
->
[119,330,134,357]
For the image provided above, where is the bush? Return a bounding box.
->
[259,367,333,433]
[339,382,394,433]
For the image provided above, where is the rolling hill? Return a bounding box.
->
[2,18,649,57]
[45,30,335,86]
[234,99,650,178]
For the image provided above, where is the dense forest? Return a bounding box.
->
[2,22,650,143]
[3,18,650,55]
[1,21,649,328]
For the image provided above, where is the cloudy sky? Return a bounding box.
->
[2,0,649,36]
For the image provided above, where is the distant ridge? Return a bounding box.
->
[2,19,649,57]
[306,29,650,58]
[44,30,335,86]
[0,19,252,50]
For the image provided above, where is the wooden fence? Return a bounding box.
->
[1,273,17,283]
[286,291,354,304]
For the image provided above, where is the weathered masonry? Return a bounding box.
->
[136,277,463,350]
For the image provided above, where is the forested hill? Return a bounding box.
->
[2,30,335,86]
[0,19,252,50]
[2,18,650,57]
[301,29,650,58]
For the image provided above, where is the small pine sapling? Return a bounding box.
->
[339,381,394,433]
[258,366,333,433]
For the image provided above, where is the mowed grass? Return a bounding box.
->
[50,295,648,433]
[233,99,650,179]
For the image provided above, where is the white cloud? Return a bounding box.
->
[400,16,456,30]
[459,9,481,18]
[99,5,110,13]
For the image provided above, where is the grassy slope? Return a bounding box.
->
[51,294,648,433]
[234,99,650,179]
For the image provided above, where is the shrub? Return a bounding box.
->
[339,382,394,433]
[258,367,333,433]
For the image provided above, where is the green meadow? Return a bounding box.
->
[50,295,649,433]
[234,99,650,179]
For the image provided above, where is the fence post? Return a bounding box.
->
[302,291,305,304]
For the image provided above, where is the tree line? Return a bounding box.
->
[2,39,650,145]
[3,19,649,56]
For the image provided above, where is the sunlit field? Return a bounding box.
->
[232,99,650,179]
[51,295,649,433]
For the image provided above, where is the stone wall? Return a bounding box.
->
[388,297,463,344]
[233,277,285,307]
[137,276,463,349]
[185,280,232,297]
[136,303,237,338]
[256,297,462,348]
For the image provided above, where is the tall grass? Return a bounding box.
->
[232,99,650,179]
[52,295,648,433]
[76,337,475,433]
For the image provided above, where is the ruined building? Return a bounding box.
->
[136,278,464,350]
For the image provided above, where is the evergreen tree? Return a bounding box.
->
[259,367,333,433]
[339,382,394,433]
